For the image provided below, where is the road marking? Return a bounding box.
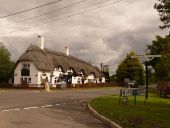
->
[1,108,21,112]
[41,105,53,108]
[23,107,39,110]
[0,103,63,113]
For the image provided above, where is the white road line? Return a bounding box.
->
[41,105,53,108]
[1,104,57,113]
[1,108,21,112]
[23,107,39,110]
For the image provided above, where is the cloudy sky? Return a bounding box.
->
[0,0,168,74]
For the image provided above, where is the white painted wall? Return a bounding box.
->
[72,76,82,84]
[51,70,63,87]
[102,77,106,83]
[14,62,39,86]
[14,62,104,87]
[37,71,50,85]
[86,74,96,83]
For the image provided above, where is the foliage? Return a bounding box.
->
[148,35,170,80]
[90,94,170,128]
[0,43,13,83]
[154,0,170,29]
[110,74,117,81]
[102,72,110,82]
[116,52,144,85]
[155,54,170,80]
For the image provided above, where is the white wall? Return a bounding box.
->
[14,62,104,86]
[37,71,50,85]
[14,62,39,85]
[51,70,63,87]
[72,76,82,84]
[86,74,96,83]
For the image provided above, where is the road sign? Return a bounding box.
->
[119,88,146,106]
[121,89,131,96]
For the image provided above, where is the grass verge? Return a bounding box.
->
[90,94,170,128]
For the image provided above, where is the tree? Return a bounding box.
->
[148,35,170,80]
[102,72,110,82]
[0,43,13,83]
[154,0,170,29]
[155,54,170,80]
[148,35,170,68]
[116,52,144,85]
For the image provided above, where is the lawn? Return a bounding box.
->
[90,93,170,128]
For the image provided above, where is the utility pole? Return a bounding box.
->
[145,60,149,99]
[100,63,103,72]
[131,54,161,99]
[100,63,103,83]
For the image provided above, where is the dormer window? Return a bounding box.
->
[22,64,30,69]
[55,66,62,72]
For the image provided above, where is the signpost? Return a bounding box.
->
[119,88,146,106]
[131,54,162,99]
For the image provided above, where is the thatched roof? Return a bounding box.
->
[16,45,101,77]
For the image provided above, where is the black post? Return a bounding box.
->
[100,63,103,83]
[145,61,149,99]
[100,63,103,72]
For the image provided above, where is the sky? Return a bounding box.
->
[0,0,168,74]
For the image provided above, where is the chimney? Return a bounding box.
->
[38,35,44,49]
[64,46,69,56]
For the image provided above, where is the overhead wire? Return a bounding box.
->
[2,0,125,35]
[5,0,86,26]
[0,0,63,19]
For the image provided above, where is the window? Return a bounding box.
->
[22,64,30,69]
[54,77,58,84]
[20,77,23,83]
[24,77,27,82]
[21,68,30,76]
[28,78,31,83]
[55,66,62,72]
[21,63,30,76]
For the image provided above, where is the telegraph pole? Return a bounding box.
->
[100,63,103,82]
[145,60,149,99]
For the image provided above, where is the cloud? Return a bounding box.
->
[0,0,168,75]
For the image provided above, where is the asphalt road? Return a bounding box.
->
[0,88,120,128]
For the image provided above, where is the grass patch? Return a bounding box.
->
[90,94,170,128]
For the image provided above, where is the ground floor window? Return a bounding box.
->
[54,77,58,84]
[20,77,31,84]
[28,78,31,83]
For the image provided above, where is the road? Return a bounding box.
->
[0,88,120,128]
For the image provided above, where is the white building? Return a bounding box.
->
[13,36,104,87]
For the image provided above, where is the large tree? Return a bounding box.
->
[116,52,144,85]
[0,43,13,83]
[148,35,170,68]
[155,54,170,80]
[154,0,170,29]
[148,35,170,80]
